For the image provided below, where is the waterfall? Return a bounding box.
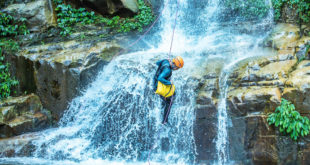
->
[0,0,277,164]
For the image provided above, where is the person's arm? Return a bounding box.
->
[157,67,172,85]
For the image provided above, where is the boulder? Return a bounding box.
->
[1,0,56,32]
[0,94,52,138]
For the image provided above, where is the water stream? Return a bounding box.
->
[0,0,276,164]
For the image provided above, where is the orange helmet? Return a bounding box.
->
[172,56,184,69]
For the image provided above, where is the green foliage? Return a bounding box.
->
[53,0,154,35]
[272,0,310,23]
[222,0,270,20]
[53,0,96,36]
[0,39,19,99]
[97,0,154,32]
[267,99,310,141]
[0,12,29,37]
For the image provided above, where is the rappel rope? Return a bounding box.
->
[147,0,180,164]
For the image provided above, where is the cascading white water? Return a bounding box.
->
[0,0,277,164]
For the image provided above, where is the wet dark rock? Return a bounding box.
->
[6,39,124,120]
[0,94,52,138]
[195,24,310,164]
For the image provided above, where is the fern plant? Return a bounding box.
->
[267,98,310,141]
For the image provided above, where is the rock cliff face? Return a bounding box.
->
[195,23,310,164]
[2,0,129,120]
[6,38,124,120]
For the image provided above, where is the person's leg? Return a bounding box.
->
[162,96,174,124]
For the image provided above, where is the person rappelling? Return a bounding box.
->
[153,56,184,125]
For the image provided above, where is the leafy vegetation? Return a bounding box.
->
[53,0,154,36]
[0,39,19,99]
[53,0,97,36]
[272,0,310,23]
[98,0,154,32]
[267,99,310,141]
[222,0,270,21]
[0,12,29,37]
[0,12,24,99]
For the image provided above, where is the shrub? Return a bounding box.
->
[267,98,310,141]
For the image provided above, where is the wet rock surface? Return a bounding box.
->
[194,58,224,161]
[0,94,52,139]
[6,38,124,120]
[195,24,310,164]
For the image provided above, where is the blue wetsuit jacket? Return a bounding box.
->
[153,59,172,91]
